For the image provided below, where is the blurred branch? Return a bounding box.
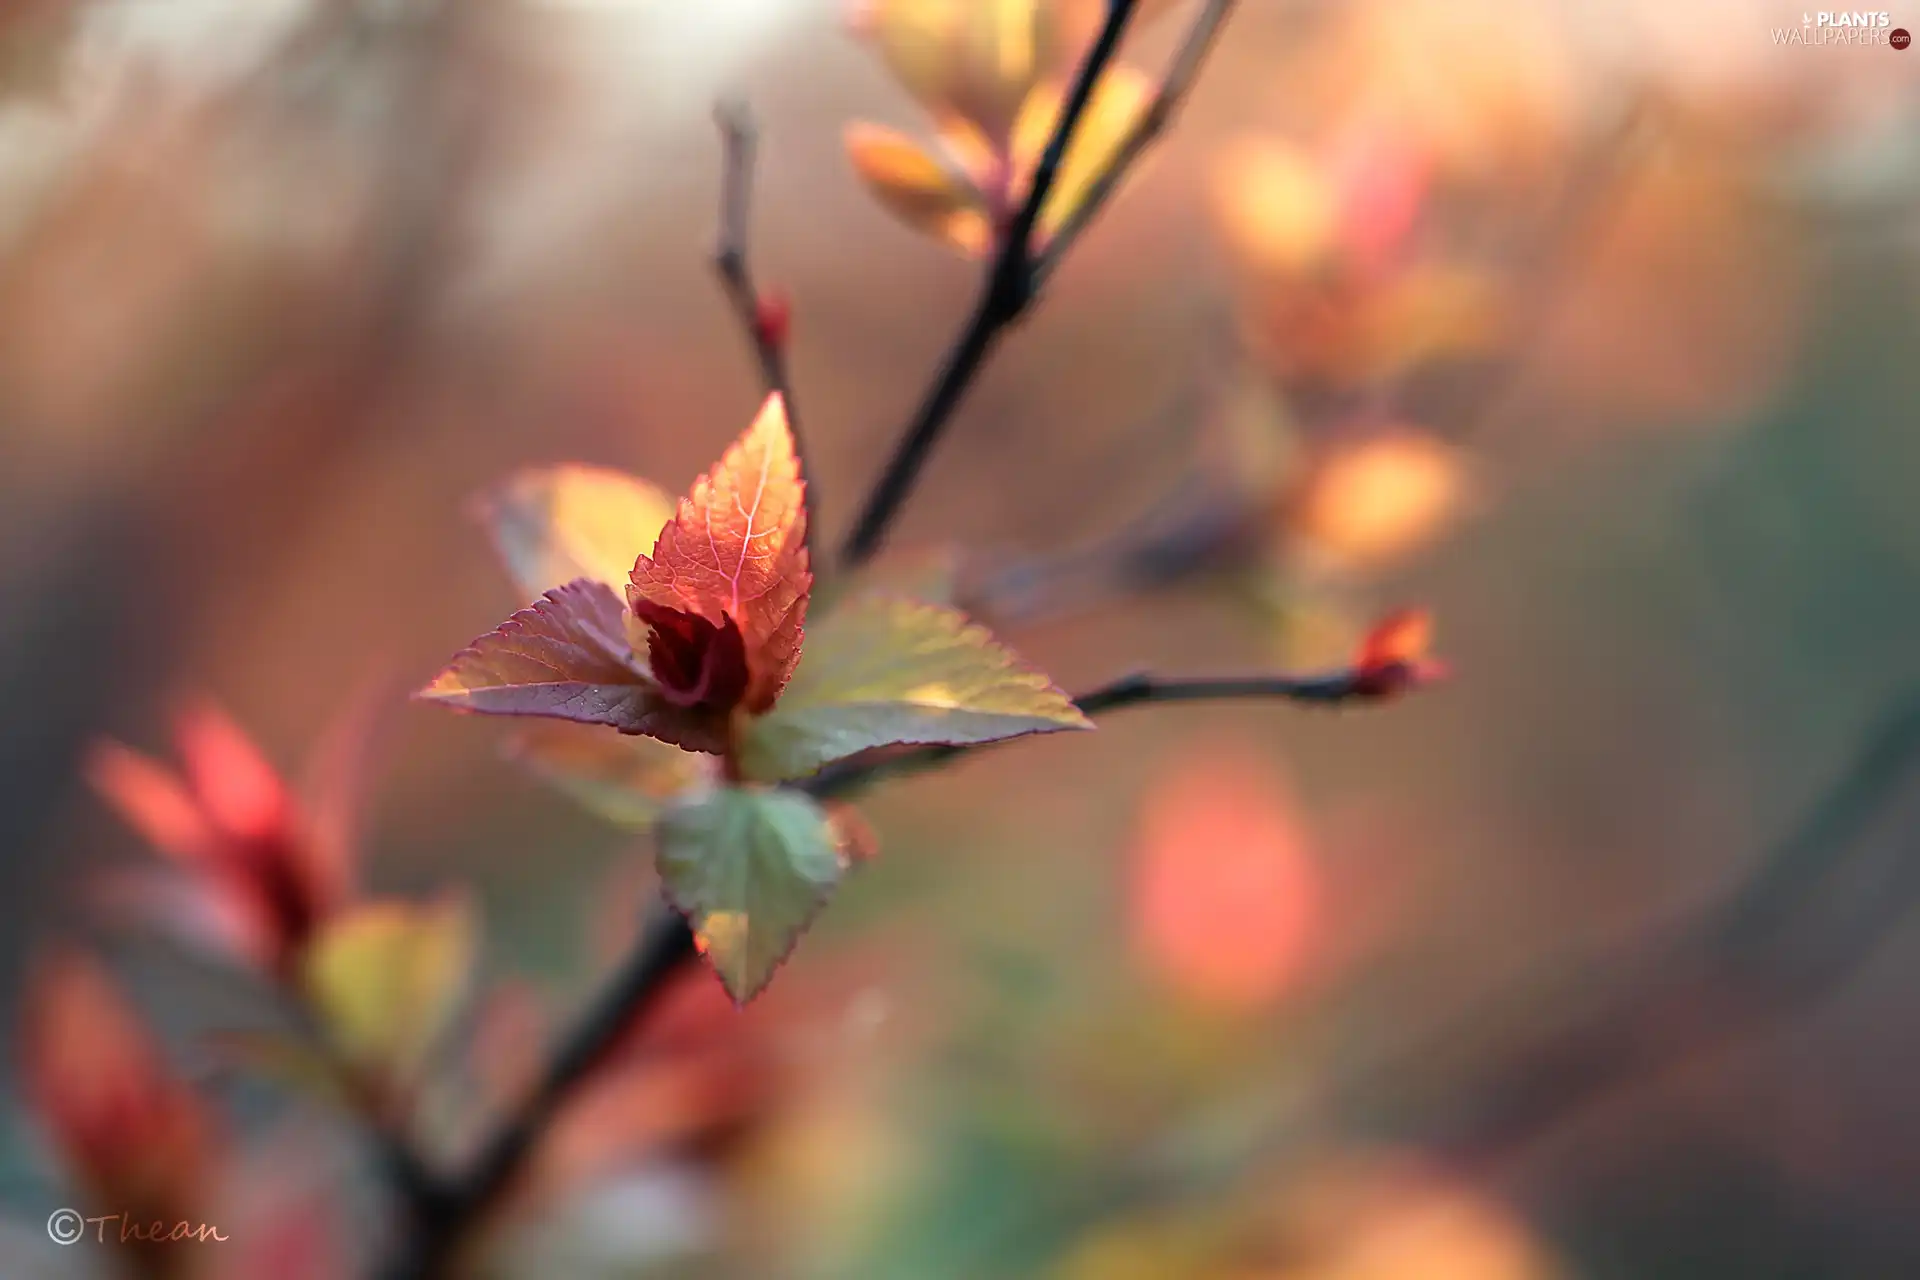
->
[381,903,696,1280]
[1419,686,1920,1173]
[711,99,812,546]
[964,88,1664,628]
[840,0,1238,569]
[1011,687,1920,1264]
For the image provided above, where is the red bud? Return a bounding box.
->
[754,290,791,351]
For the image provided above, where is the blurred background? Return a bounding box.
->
[1,0,1918,1275]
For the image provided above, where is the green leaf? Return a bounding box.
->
[656,785,846,1005]
[301,897,475,1082]
[738,595,1091,783]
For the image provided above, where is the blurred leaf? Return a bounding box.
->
[85,699,344,973]
[1355,265,1507,377]
[18,948,217,1216]
[657,785,846,1004]
[1012,66,1157,245]
[1266,1153,1558,1280]
[86,739,221,869]
[846,122,993,256]
[1130,746,1320,1011]
[505,723,715,831]
[1212,139,1341,276]
[477,464,676,602]
[628,393,811,716]
[738,594,1090,783]
[1354,610,1431,673]
[850,0,1182,150]
[1288,429,1470,575]
[302,897,475,1081]
[852,0,1042,148]
[1324,126,1433,274]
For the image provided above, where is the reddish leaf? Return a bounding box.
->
[1329,126,1432,275]
[170,699,290,843]
[418,578,662,729]
[1352,608,1449,698]
[18,949,218,1221]
[628,393,811,715]
[85,699,349,977]
[632,598,753,720]
[85,740,220,869]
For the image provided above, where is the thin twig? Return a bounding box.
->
[712,100,814,547]
[807,660,1412,800]
[968,78,1652,624]
[838,0,1152,569]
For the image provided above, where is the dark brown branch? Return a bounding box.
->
[712,100,813,545]
[838,0,1150,570]
[380,905,696,1280]
[806,660,1415,800]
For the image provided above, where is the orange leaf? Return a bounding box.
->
[85,740,220,869]
[1352,609,1448,697]
[1288,429,1469,574]
[845,122,993,257]
[628,393,812,714]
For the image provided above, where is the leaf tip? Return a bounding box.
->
[1353,608,1447,698]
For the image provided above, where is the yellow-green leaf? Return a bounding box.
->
[477,464,676,601]
[846,122,993,256]
[852,0,1044,149]
[1011,65,1156,245]
[656,785,846,1005]
[739,594,1091,782]
[302,897,475,1082]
